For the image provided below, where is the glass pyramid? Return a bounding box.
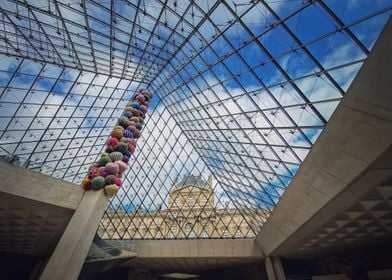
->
[0,0,390,239]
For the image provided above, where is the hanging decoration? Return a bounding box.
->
[81,88,153,197]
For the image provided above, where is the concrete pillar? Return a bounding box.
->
[39,190,108,280]
[265,257,286,280]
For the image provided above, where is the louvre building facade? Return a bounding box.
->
[100,175,266,239]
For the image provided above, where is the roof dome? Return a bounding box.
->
[173,175,209,190]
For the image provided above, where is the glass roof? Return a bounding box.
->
[0,0,390,239]
[173,175,209,190]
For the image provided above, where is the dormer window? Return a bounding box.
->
[187,197,195,206]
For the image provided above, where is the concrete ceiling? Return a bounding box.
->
[297,178,392,254]
[0,191,74,256]
[0,161,83,256]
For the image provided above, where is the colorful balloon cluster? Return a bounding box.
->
[81,88,153,197]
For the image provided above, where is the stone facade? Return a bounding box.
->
[100,175,264,239]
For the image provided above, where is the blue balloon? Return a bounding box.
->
[123,111,132,118]
[123,129,133,138]
[131,102,141,109]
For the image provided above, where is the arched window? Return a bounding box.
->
[185,223,194,237]
[170,225,177,238]
[155,227,161,238]
[200,197,207,207]
[202,225,209,238]
[187,197,195,206]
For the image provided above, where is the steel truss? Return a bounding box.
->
[0,0,390,239]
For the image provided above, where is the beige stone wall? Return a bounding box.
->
[100,208,254,239]
[100,182,265,239]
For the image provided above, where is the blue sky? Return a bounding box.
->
[0,0,391,236]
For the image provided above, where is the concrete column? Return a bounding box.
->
[39,190,108,280]
[39,88,153,279]
[265,257,286,280]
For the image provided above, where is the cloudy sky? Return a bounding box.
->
[0,0,390,238]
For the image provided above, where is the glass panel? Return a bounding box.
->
[0,0,388,240]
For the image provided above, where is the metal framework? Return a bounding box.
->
[0,0,390,239]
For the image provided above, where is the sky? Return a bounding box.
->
[0,0,391,238]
